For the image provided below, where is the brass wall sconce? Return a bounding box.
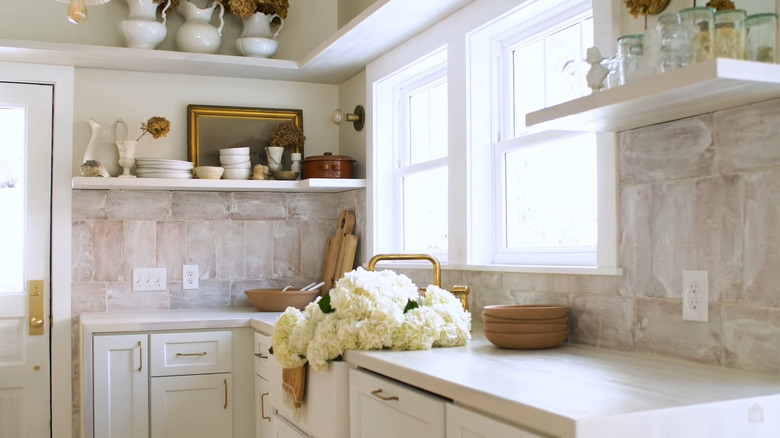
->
[330,105,365,131]
[55,0,111,24]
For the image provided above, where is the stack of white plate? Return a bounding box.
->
[219,147,251,179]
[134,158,194,179]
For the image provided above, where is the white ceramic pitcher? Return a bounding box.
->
[175,1,224,54]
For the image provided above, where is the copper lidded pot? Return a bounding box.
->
[302,152,356,179]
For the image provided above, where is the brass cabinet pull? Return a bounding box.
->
[260,392,270,421]
[138,341,143,372]
[254,353,268,359]
[224,379,228,410]
[176,352,207,357]
[370,389,399,401]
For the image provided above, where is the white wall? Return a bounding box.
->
[72,68,338,176]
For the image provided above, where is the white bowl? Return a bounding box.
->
[236,37,279,58]
[222,168,251,180]
[219,147,250,155]
[221,161,252,169]
[193,166,224,179]
[219,155,251,165]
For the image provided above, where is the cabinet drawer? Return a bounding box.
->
[254,332,271,378]
[150,331,232,376]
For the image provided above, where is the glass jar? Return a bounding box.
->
[746,13,778,63]
[656,13,687,71]
[678,7,715,63]
[616,34,644,84]
[714,9,747,59]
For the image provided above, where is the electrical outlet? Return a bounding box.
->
[183,265,199,290]
[133,268,167,291]
[682,270,708,322]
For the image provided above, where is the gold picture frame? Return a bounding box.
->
[187,104,304,169]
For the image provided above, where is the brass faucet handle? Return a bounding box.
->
[450,284,470,312]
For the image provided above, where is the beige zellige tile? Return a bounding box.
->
[215,220,246,281]
[244,220,275,279]
[230,192,286,220]
[721,304,780,375]
[71,221,93,283]
[157,221,187,281]
[122,220,156,282]
[301,220,334,279]
[288,192,340,220]
[619,115,715,185]
[172,191,229,220]
[650,180,697,299]
[273,220,302,278]
[502,272,553,293]
[462,270,502,289]
[170,281,230,309]
[715,97,780,173]
[70,282,106,314]
[635,298,721,366]
[71,190,108,220]
[693,175,743,303]
[743,169,780,307]
[569,295,634,351]
[186,221,219,280]
[92,221,124,282]
[509,291,569,306]
[619,184,653,298]
[106,282,169,311]
[109,190,171,220]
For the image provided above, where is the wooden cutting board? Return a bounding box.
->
[320,210,356,294]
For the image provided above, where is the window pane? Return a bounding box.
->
[512,40,545,133]
[0,108,25,292]
[504,135,596,248]
[545,23,586,107]
[409,81,448,164]
[402,167,448,251]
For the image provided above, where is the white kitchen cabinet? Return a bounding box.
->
[150,373,233,438]
[256,375,273,438]
[445,404,545,438]
[271,413,310,438]
[93,334,149,438]
[349,368,446,438]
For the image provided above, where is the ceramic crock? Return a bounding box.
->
[302,152,355,179]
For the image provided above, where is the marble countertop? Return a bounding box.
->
[80,310,780,438]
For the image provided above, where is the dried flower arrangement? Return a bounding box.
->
[705,0,736,10]
[270,120,305,152]
[137,116,171,141]
[624,0,671,18]
[225,0,288,22]
[153,0,180,14]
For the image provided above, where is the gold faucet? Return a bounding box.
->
[366,253,469,311]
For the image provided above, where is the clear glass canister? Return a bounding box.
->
[616,34,644,84]
[656,13,687,71]
[678,7,715,63]
[746,13,778,63]
[714,9,747,59]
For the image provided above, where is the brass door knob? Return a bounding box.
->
[30,317,44,329]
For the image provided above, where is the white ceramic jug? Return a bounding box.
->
[119,0,171,49]
[235,12,284,57]
[175,1,224,54]
[83,119,127,177]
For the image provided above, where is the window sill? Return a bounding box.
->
[366,261,622,276]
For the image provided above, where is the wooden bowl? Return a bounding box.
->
[482,305,569,320]
[244,289,320,312]
[483,321,568,334]
[483,329,568,349]
[482,315,569,324]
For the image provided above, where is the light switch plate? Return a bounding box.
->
[133,268,167,291]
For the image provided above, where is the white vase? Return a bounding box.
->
[116,140,137,178]
[175,1,224,54]
[119,0,171,49]
[266,146,284,171]
[235,12,284,57]
[83,118,127,177]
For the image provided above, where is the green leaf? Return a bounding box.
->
[268,346,273,355]
[403,299,419,313]
[319,294,335,314]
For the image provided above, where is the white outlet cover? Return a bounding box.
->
[183,265,199,290]
[682,270,708,322]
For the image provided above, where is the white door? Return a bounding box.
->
[0,81,54,438]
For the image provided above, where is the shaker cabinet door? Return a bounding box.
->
[93,334,149,438]
[446,404,547,438]
[150,373,233,438]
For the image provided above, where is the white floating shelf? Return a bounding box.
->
[72,177,366,192]
[526,58,780,132]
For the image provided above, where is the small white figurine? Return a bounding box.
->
[585,47,609,92]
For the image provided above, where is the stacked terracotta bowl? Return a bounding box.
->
[482,305,569,349]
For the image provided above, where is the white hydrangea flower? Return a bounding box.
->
[270,268,471,372]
